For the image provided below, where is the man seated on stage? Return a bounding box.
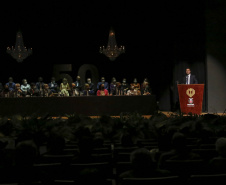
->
[86,77,95,93]
[5,77,16,92]
[60,78,70,96]
[72,75,83,96]
[36,77,45,91]
[21,79,31,97]
[183,67,198,84]
[126,85,141,96]
[130,78,141,91]
[48,77,59,93]
[97,77,109,91]
[120,78,129,95]
[97,83,109,96]
[82,83,95,96]
[28,82,40,97]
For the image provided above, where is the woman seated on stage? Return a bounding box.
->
[97,84,109,96]
[126,85,141,96]
[60,78,70,96]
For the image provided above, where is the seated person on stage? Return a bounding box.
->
[72,75,83,96]
[82,83,95,96]
[2,84,10,97]
[28,82,40,97]
[110,77,121,95]
[97,84,109,96]
[130,78,141,91]
[86,77,95,92]
[14,83,23,97]
[142,83,152,95]
[41,84,53,97]
[5,77,16,92]
[48,77,59,93]
[21,79,31,97]
[120,78,129,95]
[141,77,149,92]
[36,76,45,91]
[126,85,141,96]
[60,78,70,96]
[97,77,109,91]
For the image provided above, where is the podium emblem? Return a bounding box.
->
[186,88,195,107]
[186,88,195,97]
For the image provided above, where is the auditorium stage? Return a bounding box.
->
[0,95,157,117]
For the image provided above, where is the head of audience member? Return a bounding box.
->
[47,134,66,154]
[120,131,135,147]
[215,137,226,158]
[92,132,104,148]
[171,132,187,152]
[130,148,157,176]
[15,140,38,167]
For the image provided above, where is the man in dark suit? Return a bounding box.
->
[183,68,198,84]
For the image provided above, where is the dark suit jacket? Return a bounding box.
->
[183,74,198,84]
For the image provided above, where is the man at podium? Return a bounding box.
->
[183,67,198,84]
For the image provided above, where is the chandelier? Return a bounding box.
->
[6,31,32,62]
[99,28,125,61]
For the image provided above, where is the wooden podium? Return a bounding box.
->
[177,84,204,115]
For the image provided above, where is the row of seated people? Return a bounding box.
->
[0,76,152,97]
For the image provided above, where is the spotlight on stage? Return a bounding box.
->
[99,28,125,61]
[6,31,32,62]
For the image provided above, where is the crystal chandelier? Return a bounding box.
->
[6,31,32,62]
[99,28,125,61]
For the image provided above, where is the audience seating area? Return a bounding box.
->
[0,112,226,185]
